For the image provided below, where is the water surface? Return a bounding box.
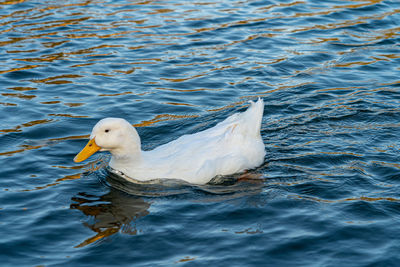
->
[1,0,400,266]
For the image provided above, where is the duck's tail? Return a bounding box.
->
[241,97,264,137]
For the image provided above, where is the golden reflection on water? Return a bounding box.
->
[291,9,400,35]
[30,74,83,83]
[1,92,36,100]
[0,0,27,5]
[0,119,54,134]
[0,64,43,74]
[206,100,247,112]
[133,114,199,127]
[7,86,37,91]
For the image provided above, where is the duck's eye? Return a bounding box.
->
[105,129,110,133]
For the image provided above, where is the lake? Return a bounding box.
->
[1,0,400,266]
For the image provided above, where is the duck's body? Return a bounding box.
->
[74,98,266,185]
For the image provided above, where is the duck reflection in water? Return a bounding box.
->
[70,186,150,248]
[70,167,265,247]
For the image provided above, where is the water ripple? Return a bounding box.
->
[1,0,400,265]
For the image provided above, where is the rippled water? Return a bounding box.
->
[1,0,400,265]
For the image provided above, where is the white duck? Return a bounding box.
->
[74,98,266,185]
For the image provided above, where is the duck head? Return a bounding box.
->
[74,118,141,162]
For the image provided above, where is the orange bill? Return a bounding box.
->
[74,139,101,163]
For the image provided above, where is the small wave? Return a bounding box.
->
[102,166,265,198]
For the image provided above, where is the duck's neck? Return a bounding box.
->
[109,146,143,174]
[108,126,144,173]
[109,149,139,165]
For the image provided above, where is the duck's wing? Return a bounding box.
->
[152,98,264,156]
[148,99,265,178]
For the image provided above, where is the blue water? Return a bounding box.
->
[1,0,400,265]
